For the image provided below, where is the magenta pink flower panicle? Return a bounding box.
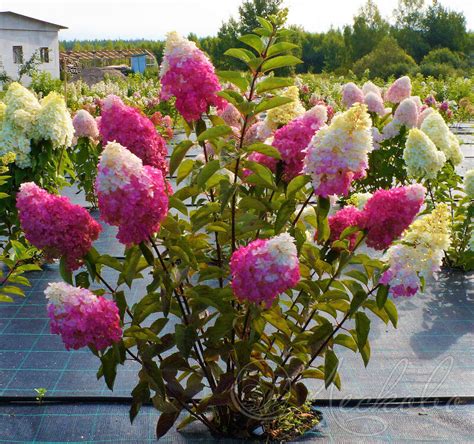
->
[96,141,169,246]
[45,282,121,351]
[230,233,300,308]
[16,182,102,270]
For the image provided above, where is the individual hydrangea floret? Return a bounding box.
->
[96,142,169,245]
[385,76,411,103]
[404,128,446,179]
[99,95,168,176]
[160,32,225,121]
[361,184,425,250]
[230,233,300,307]
[46,282,121,350]
[381,204,451,297]
[16,182,102,270]
[303,104,373,197]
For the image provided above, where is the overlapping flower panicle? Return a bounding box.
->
[271,105,328,181]
[328,206,364,250]
[230,233,300,307]
[385,76,412,103]
[218,103,242,129]
[16,182,102,270]
[464,169,474,198]
[381,204,451,297]
[265,86,305,130]
[404,128,446,179]
[99,95,168,176]
[362,81,382,97]
[364,92,385,116]
[160,31,225,121]
[0,83,41,168]
[96,142,169,245]
[45,282,121,350]
[0,101,6,128]
[393,98,419,128]
[342,82,364,108]
[420,111,463,165]
[361,184,425,250]
[303,104,373,197]
[33,92,74,148]
[73,109,99,140]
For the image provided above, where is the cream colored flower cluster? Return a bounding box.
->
[464,170,474,198]
[0,83,73,168]
[265,86,305,130]
[404,128,446,179]
[420,111,463,166]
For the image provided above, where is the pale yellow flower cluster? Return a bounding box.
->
[265,86,305,129]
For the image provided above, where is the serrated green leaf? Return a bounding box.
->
[261,55,302,72]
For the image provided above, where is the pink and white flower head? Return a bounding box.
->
[303,104,373,197]
[16,183,102,270]
[160,31,225,121]
[99,95,168,176]
[73,109,99,140]
[272,105,327,181]
[362,81,382,97]
[217,103,241,128]
[385,76,412,103]
[230,233,300,308]
[364,92,385,116]
[96,142,169,246]
[45,282,121,351]
[342,82,364,108]
[393,97,418,128]
[361,184,425,250]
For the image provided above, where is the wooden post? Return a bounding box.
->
[63,56,67,101]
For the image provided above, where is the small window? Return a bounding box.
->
[40,47,50,63]
[13,46,23,64]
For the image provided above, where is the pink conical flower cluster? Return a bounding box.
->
[96,142,169,246]
[98,95,168,176]
[45,282,121,351]
[16,183,102,270]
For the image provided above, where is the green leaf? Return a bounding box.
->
[196,159,220,188]
[384,299,398,327]
[275,199,296,233]
[177,159,194,184]
[238,34,265,54]
[254,96,293,114]
[292,382,308,406]
[334,333,358,352]
[267,42,299,57]
[169,140,193,176]
[261,55,302,72]
[355,312,370,350]
[197,125,232,142]
[376,285,389,309]
[59,256,73,285]
[287,175,311,198]
[217,71,249,92]
[246,143,282,160]
[224,48,254,63]
[156,411,180,439]
[324,350,339,388]
[255,76,293,94]
[257,16,272,31]
[360,339,371,367]
[345,270,368,285]
[175,324,197,359]
[350,291,367,314]
[262,311,291,336]
[168,196,188,216]
[139,242,155,266]
[316,196,330,243]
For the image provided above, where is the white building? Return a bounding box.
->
[0,11,67,84]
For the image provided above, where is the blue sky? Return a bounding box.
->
[1,0,472,40]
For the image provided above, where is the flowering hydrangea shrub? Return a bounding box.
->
[16,182,101,270]
[160,31,225,121]
[45,282,121,350]
[99,95,169,175]
[361,184,425,250]
[303,103,373,197]
[230,233,300,307]
[381,204,451,297]
[404,128,446,179]
[96,142,169,245]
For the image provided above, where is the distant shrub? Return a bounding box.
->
[353,36,418,79]
[419,48,467,78]
[30,71,62,97]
